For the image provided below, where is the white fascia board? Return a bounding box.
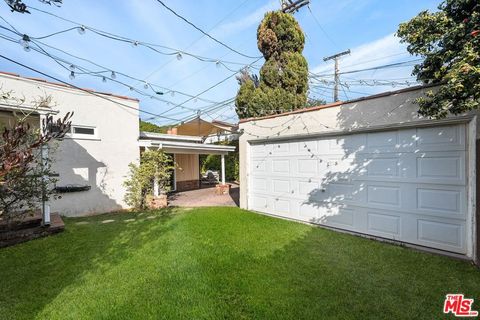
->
[139,131,202,142]
[139,139,236,154]
[0,102,59,115]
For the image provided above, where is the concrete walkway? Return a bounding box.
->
[168,183,239,207]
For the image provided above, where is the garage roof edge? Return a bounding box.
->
[239,84,439,124]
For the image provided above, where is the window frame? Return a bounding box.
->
[68,124,99,140]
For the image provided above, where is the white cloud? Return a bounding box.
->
[312,33,407,75]
[309,33,419,101]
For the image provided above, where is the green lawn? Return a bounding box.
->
[0,207,478,319]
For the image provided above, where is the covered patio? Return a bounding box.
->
[138,131,236,194]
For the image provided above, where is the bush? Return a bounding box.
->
[123,150,173,210]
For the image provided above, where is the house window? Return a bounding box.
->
[69,125,98,140]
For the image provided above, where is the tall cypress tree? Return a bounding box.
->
[235,11,308,119]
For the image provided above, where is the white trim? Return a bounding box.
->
[140,131,202,142]
[139,139,235,155]
[68,124,99,140]
[0,102,59,115]
[467,117,477,259]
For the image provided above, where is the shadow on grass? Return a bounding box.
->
[0,207,179,320]
[0,207,478,319]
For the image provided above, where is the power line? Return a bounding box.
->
[309,59,422,78]
[137,0,252,88]
[307,4,338,48]
[0,20,227,105]
[154,0,260,59]
[145,57,262,121]
[24,5,261,68]
[0,54,187,122]
[0,29,216,115]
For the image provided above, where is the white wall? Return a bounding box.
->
[238,86,479,209]
[0,73,140,216]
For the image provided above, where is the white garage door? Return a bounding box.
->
[248,124,469,254]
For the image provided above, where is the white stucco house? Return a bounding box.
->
[0,71,140,217]
[0,71,235,217]
[238,85,479,263]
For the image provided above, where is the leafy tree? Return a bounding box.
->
[0,92,72,225]
[306,97,327,108]
[235,11,308,119]
[200,140,239,182]
[139,120,170,134]
[397,0,479,118]
[123,149,173,210]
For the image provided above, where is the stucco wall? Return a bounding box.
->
[238,86,479,210]
[0,73,140,216]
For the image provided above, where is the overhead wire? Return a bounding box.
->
[24,5,261,67]
[0,54,187,122]
[153,0,260,59]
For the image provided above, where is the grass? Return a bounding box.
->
[0,207,479,319]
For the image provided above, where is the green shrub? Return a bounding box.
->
[123,150,173,210]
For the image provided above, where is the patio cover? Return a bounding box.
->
[175,117,235,137]
[139,131,236,155]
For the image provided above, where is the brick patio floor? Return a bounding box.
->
[168,183,239,207]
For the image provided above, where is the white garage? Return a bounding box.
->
[239,86,478,260]
[249,123,469,254]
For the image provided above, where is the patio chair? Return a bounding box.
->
[201,170,219,185]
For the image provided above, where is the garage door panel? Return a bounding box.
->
[367,184,401,208]
[298,180,321,197]
[323,207,355,229]
[367,212,401,238]
[417,219,465,252]
[251,177,268,192]
[365,157,401,178]
[249,195,269,212]
[416,152,465,184]
[416,186,466,217]
[248,123,469,254]
[297,158,319,175]
[272,178,290,194]
[416,125,465,151]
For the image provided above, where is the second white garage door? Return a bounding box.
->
[248,124,469,254]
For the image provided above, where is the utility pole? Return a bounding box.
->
[323,49,351,102]
[281,0,310,14]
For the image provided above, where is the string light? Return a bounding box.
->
[77,25,86,35]
[69,71,75,80]
[176,52,183,60]
[143,82,149,89]
[69,64,75,71]
[216,60,221,68]
[110,71,116,79]
[102,76,107,83]
[131,40,139,47]
[18,34,30,50]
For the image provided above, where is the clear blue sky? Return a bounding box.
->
[0,0,440,125]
